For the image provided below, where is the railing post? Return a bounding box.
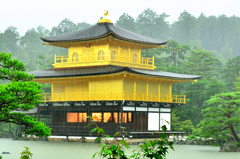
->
[61,56,63,63]
[54,54,56,63]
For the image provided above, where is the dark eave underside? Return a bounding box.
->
[29,65,201,80]
[41,23,167,45]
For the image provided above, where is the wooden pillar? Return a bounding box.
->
[120,102,123,138]
[170,84,172,102]
[146,82,149,101]
[138,48,141,64]
[51,83,54,101]
[134,82,136,100]
[118,46,121,61]
[158,84,160,102]
[128,47,131,63]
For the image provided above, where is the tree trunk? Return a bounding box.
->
[229,124,240,142]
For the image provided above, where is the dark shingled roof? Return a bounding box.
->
[41,23,167,45]
[29,65,201,80]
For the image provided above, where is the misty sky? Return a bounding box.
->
[1,0,240,35]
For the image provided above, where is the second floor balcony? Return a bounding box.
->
[42,92,186,104]
[53,53,155,70]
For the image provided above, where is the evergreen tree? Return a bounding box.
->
[0,53,51,137]
[199,92,240,142]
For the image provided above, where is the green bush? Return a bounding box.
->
[20,147,33,159]
[236,141,240,147]
[187,134,199,140]
[88,116,174,159]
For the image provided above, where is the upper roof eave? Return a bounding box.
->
[42,33,167,48]
[40,23,168,46]
[30,65,201,80]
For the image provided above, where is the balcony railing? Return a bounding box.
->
[41,92,186,104]
[53,53,155,70]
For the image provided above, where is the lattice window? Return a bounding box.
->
[98,50,105,60]
[72,52,78,62]
[83,48,93,53]
[133,54,137,63]
[111,51,116,60]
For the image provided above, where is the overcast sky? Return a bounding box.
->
[1,0,240,35]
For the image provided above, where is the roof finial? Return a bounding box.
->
[103,10,110,18]
[98,10,112,24]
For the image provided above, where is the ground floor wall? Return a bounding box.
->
[38,103,172,137]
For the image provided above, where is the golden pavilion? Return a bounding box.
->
[30,14,200,137]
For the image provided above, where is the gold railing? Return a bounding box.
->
[53,53,154,69]
[41,92,186,104]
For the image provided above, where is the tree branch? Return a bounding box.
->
[219,127,228,131]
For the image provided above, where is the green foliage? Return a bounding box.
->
[172,11,198,44]
[236,142,240,147]
[186,134,199,140]
[171,111,182,131]
[222,56,240,91]
[0,52,51,137]
[20,146,33,159]
[131,125,173,159]
[88,116,129,159]
[180,120,195,135]
[198,92,240,142]
[183,49,218,79]
[171,111,195,135]
[88,116,173,159]
[36,53,53,70]
[160,40,190,67]
[116,13,136,33]
[135,8,170,39]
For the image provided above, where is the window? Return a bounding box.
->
[90,112,132,123]
[92,112,102,122]
[119,112,132,123]
[133,54,137,63]
[67,113,87,122]
[98,50,104,60]
[83,48,93,53]
[128,112,132,122]
[72,52,78,62]
[111,51,116,60]
[104,112,118,123]
[119,113,127,123]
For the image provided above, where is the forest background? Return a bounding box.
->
[1,8,240,135]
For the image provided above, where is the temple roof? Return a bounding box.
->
[40,23,167,45]
[29,65,201,80]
